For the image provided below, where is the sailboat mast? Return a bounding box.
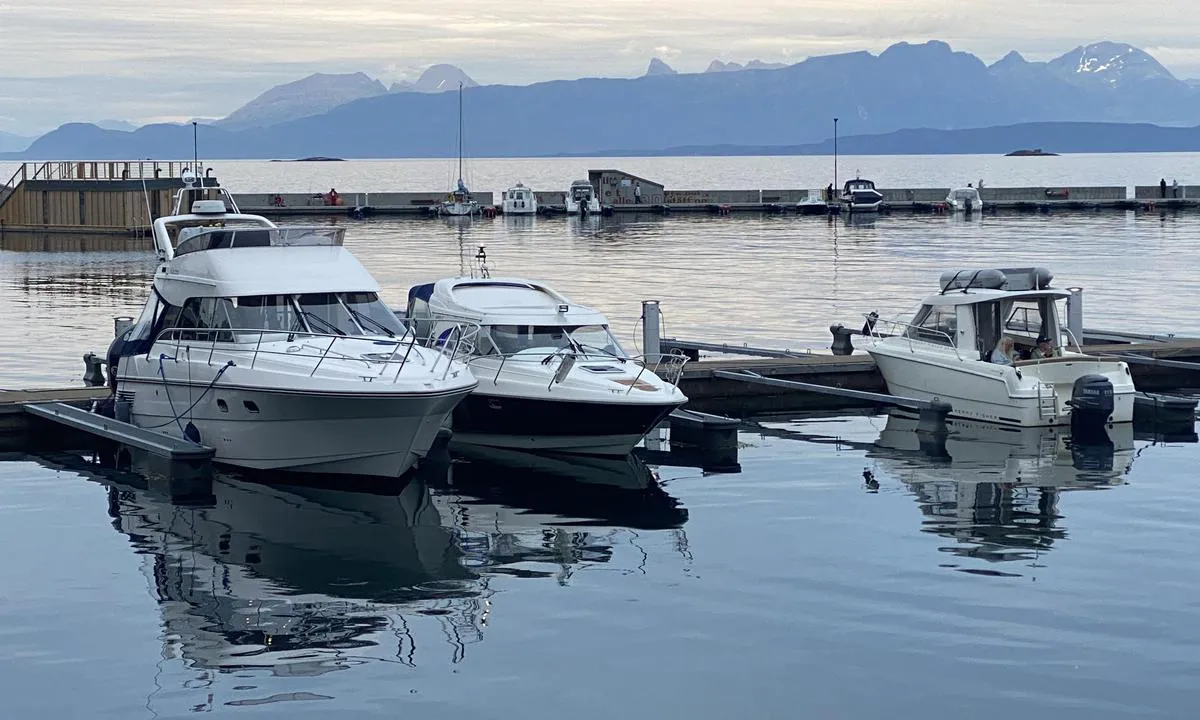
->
[457,81,463,183]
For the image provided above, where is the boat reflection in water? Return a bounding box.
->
[869,409,1136,568]
[87,444,688,708]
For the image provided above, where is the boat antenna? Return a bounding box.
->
[192,121,199,177]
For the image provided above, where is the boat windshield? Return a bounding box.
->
[174,226,344,256]
[488,324,626,357]
[164,292,406,341]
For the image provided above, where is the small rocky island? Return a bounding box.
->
[1005,148,1059,157]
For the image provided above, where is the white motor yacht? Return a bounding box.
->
[564,180,602,216]
[840,177,884,212]
[405,276,688,455]
[864,267,1135,430]
[945,185,983,213]
[105,174,477,477]
[502,183,537,215]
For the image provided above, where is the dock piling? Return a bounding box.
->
[642,300,662,362]
[1067,288,1084,348]
[113,316,133,338]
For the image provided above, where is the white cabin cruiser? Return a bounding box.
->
[405,277,688,455]
[564,179,601,216]
[502,183,537,215]
[840,177,884,212]
[946,186,983,213]
[105,176,477,477]
[864,267,1134,431]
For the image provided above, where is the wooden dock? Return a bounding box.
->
[3,162,1199,238]
[3,336,1198,436]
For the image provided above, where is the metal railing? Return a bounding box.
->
[153,324,476,383]
[866,315,964,361]
[23,160,203,182]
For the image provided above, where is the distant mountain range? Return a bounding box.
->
[7,40,1200,160]
[0,130,31,153]
[215,65,478,131]
[643,58,789,76]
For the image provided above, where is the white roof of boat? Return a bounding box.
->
[922,288,1071,306]
[153,245,380,306]
[413,276,609,326]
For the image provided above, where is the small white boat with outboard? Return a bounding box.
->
[104,172,477,476]
[796,190,828,216]
[945,185,983,213]
[564,180,602,216]
[502,183,537,215]
[863,267,1134,431]
[405,275,688,455]
[840,177,884,212]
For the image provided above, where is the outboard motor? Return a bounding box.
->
[1069,374,1115,443]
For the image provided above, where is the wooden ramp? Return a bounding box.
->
[23,402,214,460]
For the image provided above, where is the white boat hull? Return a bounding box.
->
[122,379,471,476]
[868,343,1135,427]
[440,201,479,216]
[564,198,602,216]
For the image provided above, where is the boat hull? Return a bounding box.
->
[440,201,479,216]
[123,379,472,476]
[450,394,682,455]
[867,346,1135,428]
[842,193,883,213]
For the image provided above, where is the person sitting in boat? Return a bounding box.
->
[1031,335,1058,359]
[990,336,1016,365]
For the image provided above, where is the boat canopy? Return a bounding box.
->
[407,277,609,327]
[153,244,380,306]
[844,178,877,191]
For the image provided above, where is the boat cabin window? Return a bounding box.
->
[489,324,625,357]
[904,305,956,346]
[168,297,237,342]
[159,292,405,341]
[232,295,305,334]
[1005,300,1045,336]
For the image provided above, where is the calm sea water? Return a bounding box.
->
[1,155,1199,718]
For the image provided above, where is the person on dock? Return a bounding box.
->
[326,187,341,206]
[1160,178,1167,198]
[634,181,642,204]
[990,336,1016,365]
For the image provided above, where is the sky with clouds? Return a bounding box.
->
[1,0,1196,135]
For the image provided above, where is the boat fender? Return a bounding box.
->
[184,421,202,445]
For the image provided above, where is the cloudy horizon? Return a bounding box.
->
[2,0,1198,136]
